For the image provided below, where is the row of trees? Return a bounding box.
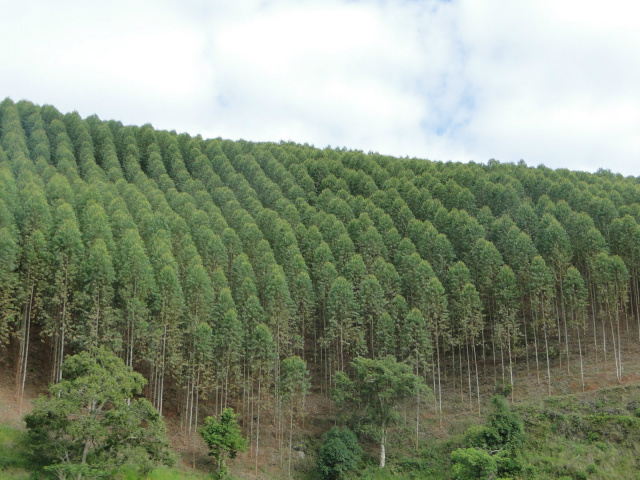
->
[2,97,640,461]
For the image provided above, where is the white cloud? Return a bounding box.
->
[1,0,639,175]
[1,0,212,128]
[456,0,640,174]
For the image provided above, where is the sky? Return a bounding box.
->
[1,0,639,176]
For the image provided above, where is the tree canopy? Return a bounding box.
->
[24,347,173,479]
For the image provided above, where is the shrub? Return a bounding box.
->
[317,427,362,480]
[464,425,501,450]
[450,447,497,480]
[487,396,525,452]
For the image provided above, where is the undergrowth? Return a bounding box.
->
[4,384,640,478]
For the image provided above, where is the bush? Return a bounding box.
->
[464,425,501,450]
[487,396,525,452]
[317,427,362,480]
[450,447,497,480]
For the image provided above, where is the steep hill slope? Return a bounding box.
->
[1,97,640,477]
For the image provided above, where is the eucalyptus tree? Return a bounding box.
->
[343,254,367,295]
[593,254,629,381]
[536,214,572,369]
[394,237,417,279]
[446,261,473,401]
[422,276,449,414]
[251,323,276,475]
[0,203,19,348]
[49,202,84,383]
[230,253,257,302]
[301,225,323,266]
[86,117,125,182]
[117,227,157,369]
[279,355,310,477]
[502,227,537,372]
[16,101,51,164]
[326,276,358,374]
[529,256,555,393]
[610,215,640,338]
[183,256,216,433]
[588,195,619,243]
[370,257,401,304]
[494,265,519,399]
[78,238,115,350]
[459,283,484,413]
[290,271,315,358]
[263,263,293,426]
[564,266,588,389]
[358,274,386,358]
[14,172,52,401]
[359,225,389,267]
[238,291,264,419]
[252,239,277,305]
[401,254,436,313]
[213,294,242,415]
[438,208,485,265]
[312,251,337,386]
[463,239,500,375]
[0,98,30,161]
[333,233,356,272]
[400,308,432,446]
[513,201,538,239]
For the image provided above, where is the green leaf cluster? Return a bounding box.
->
[316,427,362,480]
[200,407,247,478]
[24,348,173,479]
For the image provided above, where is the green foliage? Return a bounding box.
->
[455,396,525,478]
[0,425,30,476]
[487,396,525,453]
[23,348,173,479]
[450,447,497,480]
[316,427,362,480]
[334,356,426,434]
[200,407,247,478]
[334,356,428,468]
[8,97,640,479]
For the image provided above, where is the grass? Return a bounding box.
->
[0,424,30,479]
[516,384,640,479]
[120,465,209,479]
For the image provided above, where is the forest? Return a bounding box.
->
[2,97,640,479]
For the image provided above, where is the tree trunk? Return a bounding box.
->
[590,280,598,363]
[159,324,167,415]
[543,322,551,395]
[255,368,261,476]
[473,343,481,415]
[17,286,34,410]
[288,412,293,478]
[521,296,530,374]
[507,327,514,402]
[436,334,442,416]
[415,362,420,450]
[379,427,386,469]
[465,340,472,411]
[577,324,585,391]
[531,297,540,384]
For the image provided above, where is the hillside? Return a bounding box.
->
[2,97,640,478]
